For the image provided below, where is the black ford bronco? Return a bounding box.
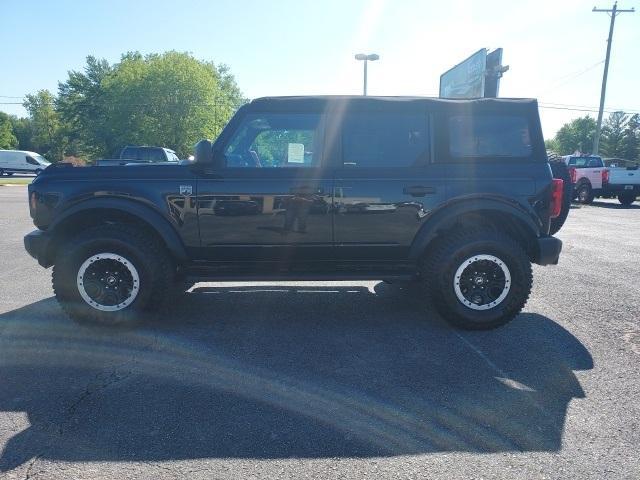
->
[24,96,564,330]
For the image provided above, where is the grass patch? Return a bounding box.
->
[0,178,33,185]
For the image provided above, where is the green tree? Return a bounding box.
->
[9,116,35,151]
[553,116,596,155]
[621,113,639,161]
[0,112,18,149]
[600,111,628,158]
[57,51,245,159]
[56,56,113,158]
[545,138,559,152]
[23,90,64,161]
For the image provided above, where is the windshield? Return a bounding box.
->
[32,154,51,166]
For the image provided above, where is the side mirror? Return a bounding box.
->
[194,139,213,164]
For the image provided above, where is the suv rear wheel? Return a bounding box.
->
[422,229,532,330]
[52,224,173,326]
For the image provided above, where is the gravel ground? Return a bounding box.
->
[0,186,638,479]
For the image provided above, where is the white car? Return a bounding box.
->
[0,150,51,176]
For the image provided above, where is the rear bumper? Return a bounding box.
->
[533,236,562,266]
[602,184,640,195]
[24,229,52,268]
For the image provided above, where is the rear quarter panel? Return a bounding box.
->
[430,99,552,233]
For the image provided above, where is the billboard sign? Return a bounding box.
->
[484,48,505,98]
[439,48,487,99]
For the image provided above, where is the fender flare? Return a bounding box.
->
[49,197,188,263]
[408,196,542,261]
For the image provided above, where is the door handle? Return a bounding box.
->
[403,186,436,197]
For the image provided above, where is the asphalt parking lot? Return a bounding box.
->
[0,185,638,480]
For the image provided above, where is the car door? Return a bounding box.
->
[195,111,333,263]
[329,103,447,261]
[25,155,41,172]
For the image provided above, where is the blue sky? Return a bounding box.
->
[1,0,638,137]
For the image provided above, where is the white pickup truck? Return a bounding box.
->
[563,155,607,204]
[603,164,640,206]
[563,155,639,206]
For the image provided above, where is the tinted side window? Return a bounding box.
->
[225,114,320,168]
[147,149,166,162]
[449,115,532,158]
[342,113,428,167]
[121,147,138,159]
[26,156,39,165]
[137,149,151,161]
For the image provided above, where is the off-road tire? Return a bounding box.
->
[576,183,594,204]
[549,160,573,235]
[421,228,532,330]
[52,224,173,326]
[618,193,636,206]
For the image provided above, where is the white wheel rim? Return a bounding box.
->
[77,253,140,312]
[453,254,511,311]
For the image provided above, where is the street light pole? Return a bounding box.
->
[363,59,368,96]
[592,2,634,154]
[355,53,379,96]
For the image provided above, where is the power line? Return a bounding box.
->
[539,101,640,114]
[539,60,605,95]
[539,104,640,115]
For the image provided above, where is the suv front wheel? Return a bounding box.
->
[422,229,532,330]
[52,224,173,326]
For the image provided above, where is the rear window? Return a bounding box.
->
[449,115,532,158]
[568,156,603,168]
[342,113,429,167]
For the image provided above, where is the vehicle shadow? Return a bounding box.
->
[0,284,592,471]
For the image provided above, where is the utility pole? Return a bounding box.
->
[354,54,379,96]
[592,1,634,154]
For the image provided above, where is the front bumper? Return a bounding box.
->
[533,236,563,266]
[24,229,53,268]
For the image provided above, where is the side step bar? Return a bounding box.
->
[185,273,416,282]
